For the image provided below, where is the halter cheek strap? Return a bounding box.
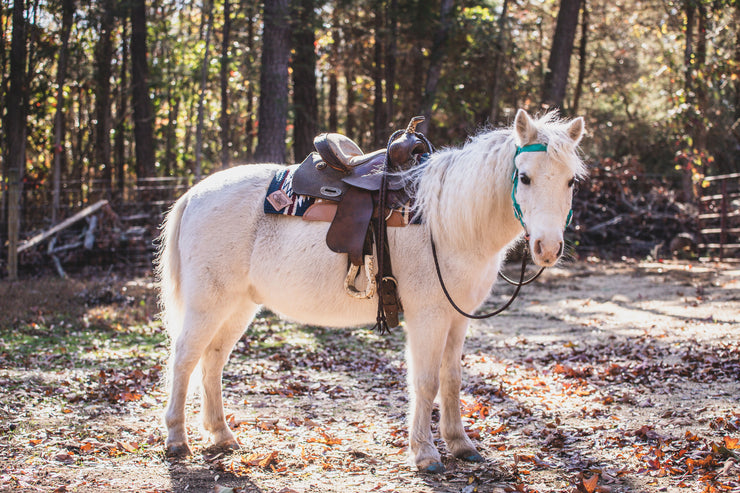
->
[511,143,573,232]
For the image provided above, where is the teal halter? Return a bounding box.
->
[511,143,573,233]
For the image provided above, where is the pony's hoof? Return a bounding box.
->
[215,439,241,452]
[203,440,240,461]
[165,442,192,458]
[458,451,484,463]
[420,461,446,474]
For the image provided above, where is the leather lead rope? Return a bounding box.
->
[498,245,546,286]
[431,236,532,319]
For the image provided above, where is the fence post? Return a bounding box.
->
[719,179,727,262]
[7,166,20,280]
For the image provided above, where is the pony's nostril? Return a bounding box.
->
[534,240,543,257]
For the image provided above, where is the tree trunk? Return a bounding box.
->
[0,6,7,105]
[291,0,318,161]
[694,1,707,151]
[372,1,386,147]
[243,1,256,161]
[734,0,740,123]
[195,0,214,179]
[0,8,7,251]
[682,1,709,195]
[254,0,291,164]
[733,1,740,171]
[571,0,588,116]
[410,1,427,115]
[220,0,231,169]
[24,0,38,114]
[327,22,339,132]
[1,6,9,234]
[52,0,74,224]
[345,66,355,141]
[488,0,510,124]
[681,0,697,200]
[164,78,177,176]
[5,0,27,280]
[684,0,695,96]
[94,0,115,197]
[245,83,255,160]
[541,0,581,111]
[328,70,338,132]
[114,18,129,202]
[183,87,195,170]
[130,0,156,181]
[385,0,397,126]
[72,85,85,204]
[417,0,454,134]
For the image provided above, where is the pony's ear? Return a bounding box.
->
[567,117,585,145]
[514,109,537,145]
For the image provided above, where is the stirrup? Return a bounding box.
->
[344,255,377,299]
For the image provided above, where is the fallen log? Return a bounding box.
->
[586,215,624,233]
[18,200,108,253]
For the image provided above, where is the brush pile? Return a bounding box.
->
[569,157,700,260]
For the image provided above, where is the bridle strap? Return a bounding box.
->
[511,143,574,231]
[511,143,548,233]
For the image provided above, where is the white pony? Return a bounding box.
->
[157,109,586,473]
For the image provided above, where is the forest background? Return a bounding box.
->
[1,0,739,279]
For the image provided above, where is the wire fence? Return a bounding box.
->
[3,169,738,279]
[698,173,740,261]
[3,176,191,278]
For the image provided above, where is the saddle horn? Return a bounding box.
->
[388,116,431,170]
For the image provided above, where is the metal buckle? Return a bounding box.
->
[381,276,398,286]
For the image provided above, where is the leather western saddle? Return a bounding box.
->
[290,117,432,331]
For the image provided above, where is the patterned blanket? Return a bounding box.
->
[263,165,315,217]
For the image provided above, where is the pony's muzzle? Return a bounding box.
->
[531,237,563,266]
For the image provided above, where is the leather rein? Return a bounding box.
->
[430,143,563,320]
[431,237,538,319]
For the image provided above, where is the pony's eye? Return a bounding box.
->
[520,174,531,185]
[568,177,576,188]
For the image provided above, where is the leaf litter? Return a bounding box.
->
[0,261,737,492]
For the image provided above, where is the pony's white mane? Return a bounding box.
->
[402,112,586,252]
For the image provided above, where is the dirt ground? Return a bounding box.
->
[0,259,738,493]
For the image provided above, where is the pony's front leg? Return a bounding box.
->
[439,318,483,462]
[406,317,447,473]
[200,307,257,450]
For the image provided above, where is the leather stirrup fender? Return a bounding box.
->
[326,187,374,266]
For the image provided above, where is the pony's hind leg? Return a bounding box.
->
[165,306,230,457]
[200,305,258,450]
[439,319,483,462]
[406,314,448,473]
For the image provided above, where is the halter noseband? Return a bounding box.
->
[511,143,573,233]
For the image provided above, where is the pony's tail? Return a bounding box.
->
[155,192,189,340]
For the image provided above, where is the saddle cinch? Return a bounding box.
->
[290,117,432,331]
